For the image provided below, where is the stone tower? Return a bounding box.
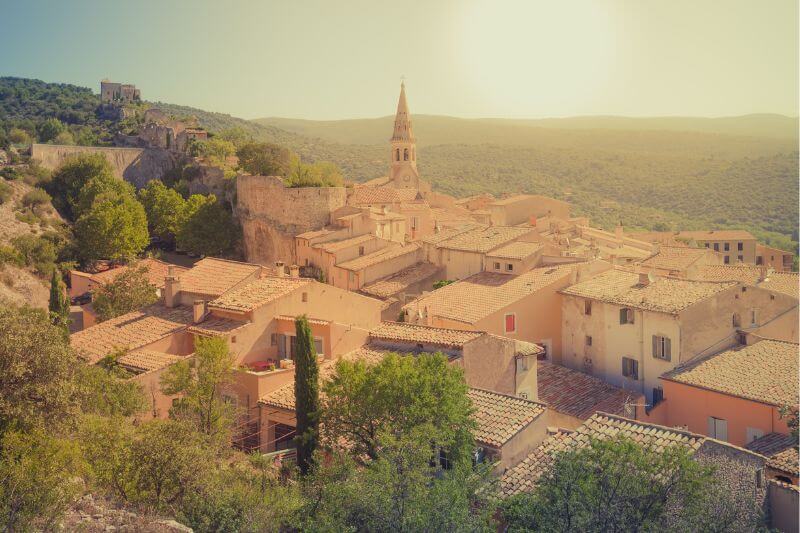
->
[389,82,420,189]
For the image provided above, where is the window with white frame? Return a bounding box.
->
[652,335,671,361]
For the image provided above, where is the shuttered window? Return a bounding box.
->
[708,417,728,441]
[504,314,516,334]
[622,357,639,380]
[619,308,634,324]
[652,335,671,361]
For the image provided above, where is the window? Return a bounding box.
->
[724,243,730,251]
[358,246,365,256]
[708,416,728,441]
[231,335,237,344]
[732,313,741,327]
[737,242,743,251]
[584,300,592,315]
[506,263,514,271]
[395,148,400,161]
[622,357,639,380]
[301,292,308,303]
[746,427,764,445]
[756,256,763,265]
[585,335,592,347]
[737,255,743,262]
[504,313,516,333]
[652,387,664,405]
[314,338,324,357]
[724,256,730,264]
[750,309,758,326]
[652,335,671,361]
[704,243,710,248]
[713,243,719,251]
[271,333,278,346]
[403,148,409,161]
[494,262,501,270]
[619,307,634,325]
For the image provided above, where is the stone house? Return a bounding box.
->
[332,242,423,291]
[756,243,794,272]
[100,80,140,103]
[488,194,571,226]
[637,245,723,278]
[403,261,611,360]
[631,229,759,266]
[359,262,443,320]
[560,268,799,405]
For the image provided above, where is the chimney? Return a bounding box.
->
[275,261,285,277]
[530,215,537,227]
[289,264,300,278]
[638,271,651,286]
[164,266,181,308]
[193,300,206,323]
[758,266,769,282]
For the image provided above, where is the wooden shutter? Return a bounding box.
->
[717,419,728,441]
[664,337,671,361]
[632,359,639,380]
[505,314,516,333]
[708,417,716,437]
[620,308,627,324]
[652,335,659,358]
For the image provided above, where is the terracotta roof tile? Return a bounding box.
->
[696,266,798,299]
[759,272,799,299]
[640,246,714,271]
[369,321,482,349]
[88,258,188,289]
[561,268,736,314]
[337,243,420,272]
[359,262,440,299]
[486,241,544,260]
[178,258,261,297]
[207,276,311,313]
[663,339,799,407]
[420,224,479,245]
[186,315,249,336]
[405,264,577,324]
[351,186,420,205]
[632,230,756,242]
[500,413,707,496]
[538,362,639,419]
[745,433,799,477]
[436,226,534,253]
[469,388,546,448]
[71,304,193,364]
[316,234,376,252]
[117,350,186,374]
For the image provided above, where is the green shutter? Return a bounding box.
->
[664,337,671,361]
[620,308,626,324]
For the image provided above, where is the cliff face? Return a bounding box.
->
[31,144,180,188]
[236,175,346,265]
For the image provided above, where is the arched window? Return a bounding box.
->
[395,148,400,161]
[403,148,409,161]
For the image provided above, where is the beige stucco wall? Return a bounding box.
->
[459,335,536,398]
[440,248,485,280]
[495,411,551,471]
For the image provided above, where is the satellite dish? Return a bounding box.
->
[647,272,656,284]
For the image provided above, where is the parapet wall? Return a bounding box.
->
[236,174,347,265]
[31,144,178,188]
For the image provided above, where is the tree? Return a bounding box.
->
[73,173,135,219]
[285,159,344,188]
[48,268,69,328]
[74,365,147,418]
[176,194,237,257]
[92,264,158,322]
[47,153,115,220]
[0,429,84,532]
[74,190,149,263]
[0,305,79,433]
[11,234,57,276]
[160,336,235,443]
[294,315,320,475]
[190,138,236,165]
[36,117,66,143]
[779,405,799,441]
[137,180,186,244]
[321,352,475,465]
[501,435,768,532]
[8,127,31,145]
[236,142,291,176]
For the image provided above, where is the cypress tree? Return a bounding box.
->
[48,269,69,328]
[293,314,319,475]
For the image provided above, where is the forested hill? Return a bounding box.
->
[1,77,796,253]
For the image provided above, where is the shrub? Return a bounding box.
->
[21,187,51,209]
[11,234,56,276]
[0,181,12,204]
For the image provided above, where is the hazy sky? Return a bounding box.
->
[1,0,797,120]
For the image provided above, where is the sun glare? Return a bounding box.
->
[457,0,617,116]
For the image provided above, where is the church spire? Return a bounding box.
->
[391,81,415,142]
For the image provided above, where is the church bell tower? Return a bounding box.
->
[389,82,420,189]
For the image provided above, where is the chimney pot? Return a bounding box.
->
[193,300,206,323]
[275,261,285,277]
[639,271,651,286]
[289,264,300,278]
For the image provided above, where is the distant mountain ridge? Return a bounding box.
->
[256,113,799,146]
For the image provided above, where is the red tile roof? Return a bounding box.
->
[369,321,483,349]
[469,388,546,448]
[207,276,311,313]
[178,258,261,297]
[537,362,640,419]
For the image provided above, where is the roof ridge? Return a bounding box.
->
[469,386,547,408]
[373,321,486,335]
[592,411,707,441]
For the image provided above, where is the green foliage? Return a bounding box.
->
[433,279,455,290]
[236,142,291,176]
[779,405,799,441]
[11,234,57,276]
[137,179,186,243]
[48,268,69,328]
[21,187,51,209]
[322,352,475,466]
[47,153,115,220]
[74,365,147,418]
[501,435,768,532]
[91,264,159,322]
[0,181,12,204]
[215,127,252,148]
[73,173,134,218]
[74,190,149,263]
[285,159,344,188]
[0,429,84,533]
[176,194,238,257]
[8,127,32,145]
[160,336,235,443]
[294,315,320,475]
[37,117,67,143]
[0,244,23,267]
[190,137,236,166]
[0,306,79,433]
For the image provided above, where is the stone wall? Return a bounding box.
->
[31,144,179,188]
[236,174,347,265]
